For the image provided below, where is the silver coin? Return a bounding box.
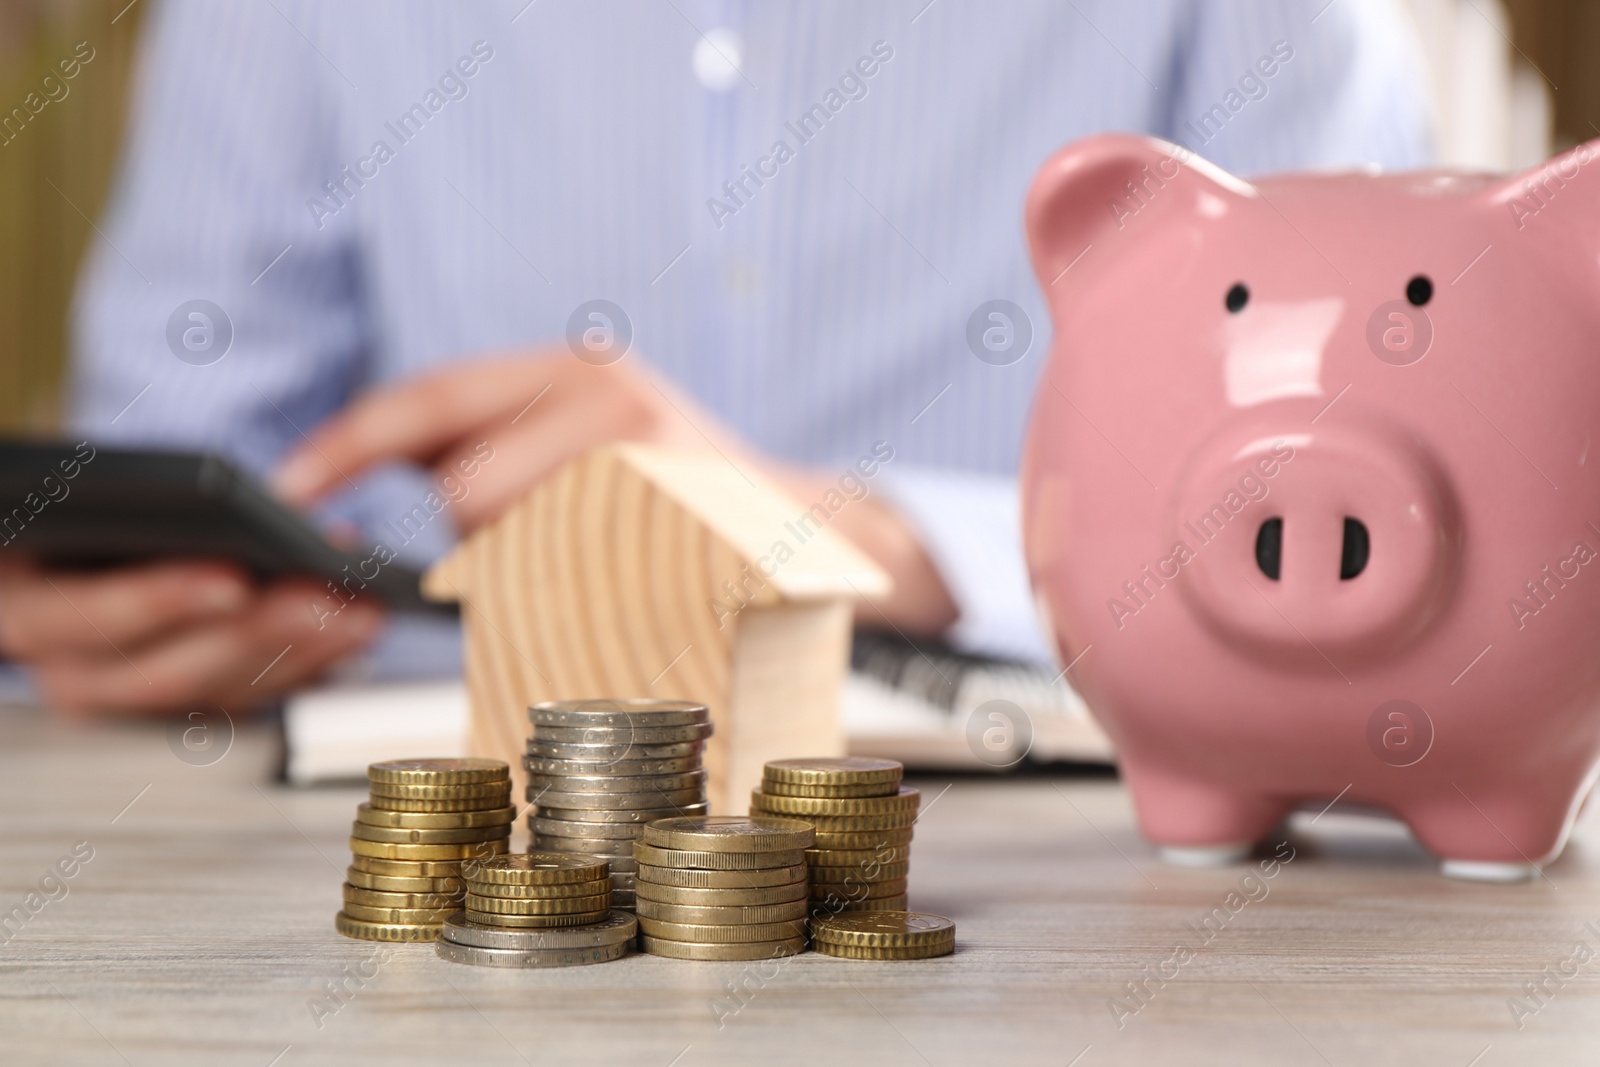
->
[529,699,709,727]
[523,755,703,777]
[527,787,705,810]
[532,817,649,841]
[441,909,637,950]
[535,803,707,825]
[527,739,705,761]
[532,722,713,744]
[435,938,630,967]
[525,770,707,794]
[533,835,638,859]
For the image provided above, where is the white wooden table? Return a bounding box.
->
[3,702,1598,1066]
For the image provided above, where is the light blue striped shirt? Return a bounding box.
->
[69,0,1433,670]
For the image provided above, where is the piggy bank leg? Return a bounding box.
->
[1120,760,1287,866]
[1403,789,1574,883]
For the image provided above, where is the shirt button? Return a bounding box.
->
[693,28,744,91]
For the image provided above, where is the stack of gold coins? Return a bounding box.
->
[750,758,915,915]
[811,911,956,960]
[524,700,712,909]
[634,816,815,960]
[336,759,514,943]
[434,853,632,966]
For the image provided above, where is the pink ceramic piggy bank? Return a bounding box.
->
[1021,133,1600,881]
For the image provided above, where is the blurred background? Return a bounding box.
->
[0,0,1590,435]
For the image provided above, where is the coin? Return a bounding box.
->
[462,907,611,928]
[532,835,637,857]
[631,842,807,870]
[809,877,909,899]
[811,912,953,946]
[528,787,705,810]
[809,861,910,884]
[635,898,809,925]
[349,855,469,877]
[342,901,459,924]
[806,846,910,867]
[750,787,920,817]
[349,837,509,861]
[335,911,441,942]
[342,884,462,909]
[368,758,509,786]
[525,770,707,794]
[760,780,900,799]
[368,779,512,801]
[635,881,809,907]
[466,853,611,885]
[635,917,808,943]
[531,817,648,841]
[465,891,611,916]
[791,812,918,833]
[346,868,466,894]
[639,935,805,961]
[536,804,707,825]
[636,863,809,889]
[355,803,518,829]
[527,739,705,761]
[642,816,815,853]
[368,794,514,813]
[435,937,630,967]
[763,757,902,788]
[529,699,710,728]
[350,822,513,845]
[467,879,615,900]
[813,894,909,913]
[812,941,953,960]
[534,722,713,745]
[441,910,637,950]
[524,755,704,777]
[810,828,913,850]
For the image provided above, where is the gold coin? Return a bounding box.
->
[368,779,512,801]
[806,845,910,867]
[342,883,463,909]
[467,853,611,885]
[635,863,808,890]
[635,880,809,907]
[811,911,954,948]
[786,811,919,833]
[345,868,466,894]
[348,837,509,861]
[341,901,459,924]
[632,842,807,871]
[810,828,913,850]
[349,855,467,877]
[350,822,513,845]
[762,758,902,788]
[467,879,616,900]
[822,895,909,912]
[809,877,909,899]
[635,917,809,943]
[813,940,953,960]
[462,907,611,928]
[465,891,612,916]
[809,859,910,880]
[368,758,509,786]
[750,787,920,817]
[641,816,815,853]
[760,779,899,799]
[355,803,518,829]
[334,911,440,942]
[635,898,809,925]
[367,794,514,813]
[639,935,805,961]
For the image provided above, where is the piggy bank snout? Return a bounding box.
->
[1172,425,1457,665]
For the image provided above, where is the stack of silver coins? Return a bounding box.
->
[524,700,712,909]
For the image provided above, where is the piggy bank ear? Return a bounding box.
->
[1025,133,1257,288]
[1480,137,1600,235]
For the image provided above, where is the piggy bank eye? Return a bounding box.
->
[1406,275,1432,306]
[1225,282,1249,313]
